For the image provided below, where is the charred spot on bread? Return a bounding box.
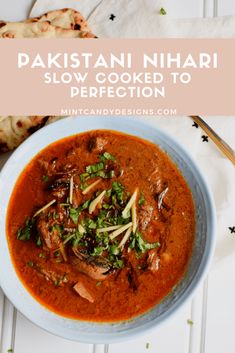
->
[27,117,50,134]
[74,24,81,30]
[0,142,9,152]
[0,22,6,28]
[17,121,23,128]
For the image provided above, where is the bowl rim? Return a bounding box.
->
[0,116,216,343]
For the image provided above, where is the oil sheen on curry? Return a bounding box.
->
[7,130,195,322]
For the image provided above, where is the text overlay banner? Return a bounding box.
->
[0,39,234,115]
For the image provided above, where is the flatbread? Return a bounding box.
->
[26,8,92,32]
[0,20,96,38]
[0,9,95,151]
[0,116,62,152]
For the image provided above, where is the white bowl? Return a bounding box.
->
[0,116,216,343]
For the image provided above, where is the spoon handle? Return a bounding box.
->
[190,116,235,165]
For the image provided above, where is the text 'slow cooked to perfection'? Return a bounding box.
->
[17,52,218,98]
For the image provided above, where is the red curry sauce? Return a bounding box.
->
[7,130,195,322]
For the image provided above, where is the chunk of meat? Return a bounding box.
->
[48,177,70,201]
[73,281,94,303]
[147,249,160,273]
[87,136,107,153]
[139,204,154,231]
[37,217,62,250]
[72,249,111,281]
[34,265,68,285]
[39,158,58,176]
[36,206,68,252]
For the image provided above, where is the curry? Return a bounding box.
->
[7,130,195,322]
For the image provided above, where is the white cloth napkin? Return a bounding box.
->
[30,0,235,38]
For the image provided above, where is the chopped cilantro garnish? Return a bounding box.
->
[69,208,80,224]
[54,251,61,257]
[71,231,84,247]
[69,200,90,224]
[109,244,120,256]
[17,218,34,241]
[54,279,61,287]
[113,259,124,268]
[39,252,46,258]
[100,152,116,162]
[79,172,89,182]
[80,183,88,191]
[86,162,104,174]
[138,192,145,205]
[135,231,160,253]
[42,175,49,182]
[112,181,125,203]
[80,199,90,210]
[160,7,167,15]
[51,224,62,233]
[27,261,34,267]
[86,218,97,229]
[36,235,42,247]
[92,246,104,256]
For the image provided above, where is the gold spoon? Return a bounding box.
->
[190,116,235,165]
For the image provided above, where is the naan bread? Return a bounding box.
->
[0,8,97,38]
[0,20,96,38]
[0,9,95,151]
[26,8,92,32]
[0,116,62,152]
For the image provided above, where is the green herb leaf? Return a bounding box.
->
[36,235,42,247]
[7,349,13,353]
[135,231,160,253]
[69,208,80,225]
[17,218,34,241]
[72,235,83,247]
[138,192,145,205]
[100,152,116,162]
[160,7,167,15]
[54,279,61,287]
[80,199,90,211]
[112,181,125,203]
[39,252,46,258]
[27,261,34,267]
[106,189,112,198]
[86,162,104,174]
[85,218,97,230]
[187,319,194,325]
[80,183,88,191]
[96,210,107,227]
[146,343,150,349]
[79,172,89,182]
[113,259,124,268]
[109,244,120,256]
[92,246,104,256]
[42,175,49,182]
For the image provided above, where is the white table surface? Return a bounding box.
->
[0,2,235,353]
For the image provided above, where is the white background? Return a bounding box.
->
[0,1,235,353]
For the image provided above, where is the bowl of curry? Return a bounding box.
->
[0,116,216,343]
